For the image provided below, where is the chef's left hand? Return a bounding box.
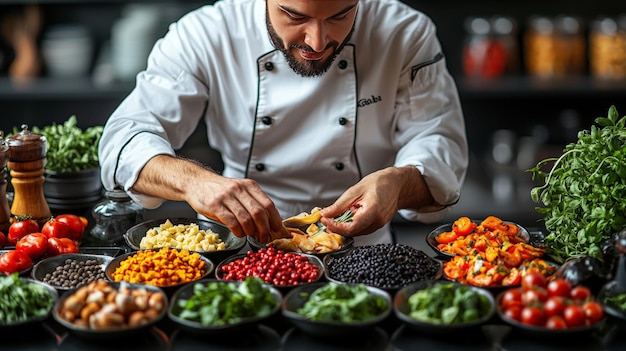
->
[320,166,434,237]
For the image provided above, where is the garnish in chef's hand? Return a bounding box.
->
[528,105,626,263]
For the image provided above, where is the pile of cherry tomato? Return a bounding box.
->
[0,214,87,275]
[499,271,604,329]
[219,247,320,286]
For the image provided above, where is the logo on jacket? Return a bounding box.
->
[358,95,382,108]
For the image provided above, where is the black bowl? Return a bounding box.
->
[31,253,113,293]
[323,246,443,294]
[247,234,354,260]
[495,289,604,339]
[281,281,392,338]
[0,277,58,331]
[52,281,168,339]
[394,280,495,334]
[123,217,246,264]
[168,278,282,335]
[426,220,530,260]
[105,248,214,295]
[598,280,626,323]
[215,252,324,291]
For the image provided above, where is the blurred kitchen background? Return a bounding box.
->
[1,0,625,233]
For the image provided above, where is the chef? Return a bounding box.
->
[98,0,468,245]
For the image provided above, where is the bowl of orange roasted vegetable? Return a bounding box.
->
[427,216,558,292]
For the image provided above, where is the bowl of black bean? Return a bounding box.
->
[31,253,113,293]
[323,243,443,294]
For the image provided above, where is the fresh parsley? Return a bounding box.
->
[528,105,626,263]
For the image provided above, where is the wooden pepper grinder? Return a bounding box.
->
[0,131,10,233]
[7,124,50,227]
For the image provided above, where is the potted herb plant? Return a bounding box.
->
[30,116,104,209]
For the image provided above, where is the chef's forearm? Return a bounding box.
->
[132,154,215,202]
[394,166,435,211]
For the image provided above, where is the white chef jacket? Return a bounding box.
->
[98,0,468,246]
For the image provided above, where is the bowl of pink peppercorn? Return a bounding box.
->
[215,247,324,292]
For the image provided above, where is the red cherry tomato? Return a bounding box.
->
[582,301,604,324]
[563,304,586,327]
[546,315,568,329]
[543,296,567,317]
[0,231,6,248]
[0,250,33,275]
[547,278,572,298]
[503,305,522,321]
[8,219,40,245]
[55,214,86,243]
[522,286,548,304]
[41,218,72,239]
[521,271,548,290]
[501,288,523,309]
[15,233,49,260]
[46,237,78,257]
[520,306,546,326]
[570,286,592,302]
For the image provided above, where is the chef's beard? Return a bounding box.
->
[266,11,354,77]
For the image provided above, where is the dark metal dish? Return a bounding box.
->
[247,233,354,259]
[323,245,443,294]
[0,277,58,330]
[168,278,282,335]
[598,280,626,322]
[52,281,168,339]
[31,253,113,292]
[281,281,392,338]
[394,280,495,334]
[104,248,214,295]
[123,217,246,264]
[215,252,324,291]
[425,220,531,260]
[495,289,603,339]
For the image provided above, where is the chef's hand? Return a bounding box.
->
[132,155,285,243]
[320,166,434,237]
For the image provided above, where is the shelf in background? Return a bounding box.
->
[0,77,134,100]
[458,76,626,99]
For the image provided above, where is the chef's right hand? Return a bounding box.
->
[187,176,285,243]
[132,155,284,243]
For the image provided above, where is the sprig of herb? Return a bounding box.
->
[311,209,354,236]
[527,105,626,263]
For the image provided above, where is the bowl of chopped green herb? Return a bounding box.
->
[168,277,282,335]
[281,281,392,338]
[0,274,58,331]
[599,280,626,323]
[394,280,495,334]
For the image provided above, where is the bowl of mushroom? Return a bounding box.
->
[52,280,167,339]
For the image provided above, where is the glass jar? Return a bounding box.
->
[90,189,145,244]
[524,16,558,78]
[491,15,519,75]
[589,15,626,79]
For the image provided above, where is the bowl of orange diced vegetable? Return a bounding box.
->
[426,216,557,291]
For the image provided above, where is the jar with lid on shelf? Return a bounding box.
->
[589,15,626,79]
[90,189,144,245]
[491,15,520,75]
[524,15,585,78]
[462,16,509,79]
